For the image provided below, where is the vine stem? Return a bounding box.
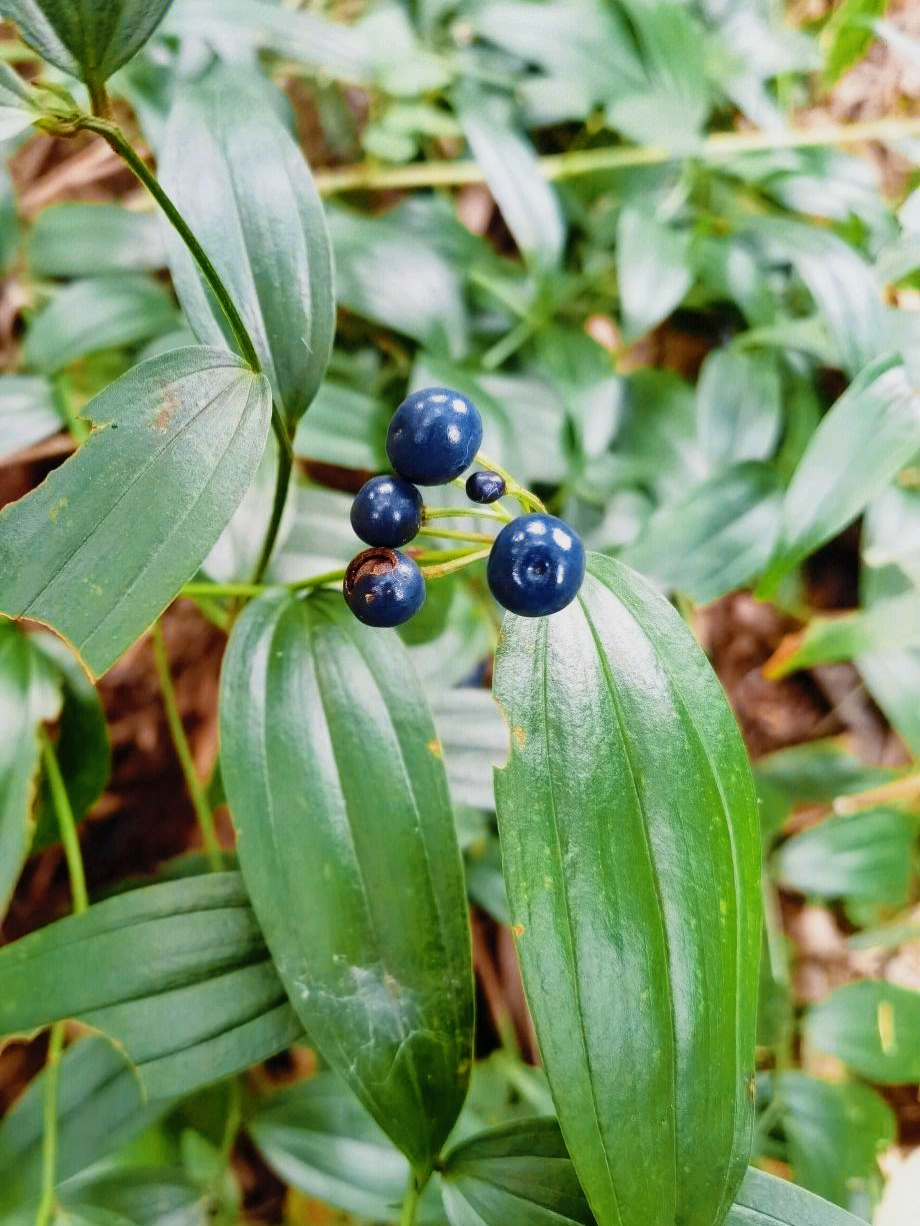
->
[36,732,90,1226]
[314,115,920,196]
[250,436,294,584]
[151,621,222,869]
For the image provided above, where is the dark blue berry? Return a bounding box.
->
[386,386,483,485]
[344,548,426,627]
[487,514,586,617]
[466,471,506,504]
[350,475,423,547]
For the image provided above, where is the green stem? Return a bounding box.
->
[250,428,294,584]
[287,566,348,593]
[183,581,269,599]
[400,1173,424,1226]
[421,546,491,579]
[151,622,222,869]
[39,729,88,915]
[77,117,261,375]
[417,525,495,544]
[88,78,110,119]
[314,116,920,196]
[34,1022,65,1226]
[475,452,546,514]
[424,505,512,524]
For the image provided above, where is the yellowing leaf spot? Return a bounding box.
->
[513,726,526,749]
[719,899,729,916]
[511,924,525,938]
[48,497,68,523]
[427,738,443,758]
[878,1000,897,1055]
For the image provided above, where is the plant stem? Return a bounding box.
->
[833,770,920,815]
[76,117,261,375]
[88,79,110,118]
[417,525,495,544]
[151,622,222,869]
[287,566,348,593]
[314,116,920,196]
[250,432,294,584]
[421,546,491,579]
[400,1173,423,1226]
[424,505,512,524]
[34,1021,65,1226]
[475,452,546,514]
[183,581,269,599]
[40,729,88,915]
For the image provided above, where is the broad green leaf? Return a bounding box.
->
[0,621,62,916]
[29,204,167,278]
[805,981,920,1083]
[293,381,388,472]
[774,808,913,904]
[458,94,564,272]
[617,207,693,341]
[620,462,782,604]
[441,1118,595,1226]
[726,1167,869,1226]
[755,740,899,805]
[822,0,888,85]
[0,375,61,460]
[0,60,38,140]
[863,484,920,584]
[0,872,303,1098]
[58,1169,207,1226]
[765,593,920,676]
[0,1037,167,1213]
[220,591,474,1175]
[159,68,335,429]
[697,349,783,467]
[760,356,920,596]
[777,1073,895,1211]
[0,347,272,676]
[0,0,175,85]
[493,553,762,1226]
[22,275,180,375]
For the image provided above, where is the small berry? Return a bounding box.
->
[466,471,506,504]
[487,514,586,618]
[386,386,483,485]
[344,548,426,627]
[350,475,423,548]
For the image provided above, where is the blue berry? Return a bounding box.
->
[487,514,586,617]
[350,475,423,547]
[466,471,506,504]
[344,548,426,627]
[386,387,483,485]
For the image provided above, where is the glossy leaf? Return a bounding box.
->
[0,621,62,917]
[22,275,180,375]
[0,0,175,85]
[726,1167,868,1226]
[0,872,303,1098]
[0,1037,167,1213]
[805,981,920,1084]
[219,590,474,1175]
[697,349,783,467]
[760,356,920,596]
[0,375,62,459]
[765,593,920,676]
[159,68,335,428]
[441,1117,595,1226]
[29,203,167,278]
[620,462,782,603]
[617,207,693,341]
[493,553,762,1226]
[774,808,913,904]
[822,0,887,85]
[0,347,271,676]
[0,60,38,140]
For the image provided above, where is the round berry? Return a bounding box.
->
[487,514,586,618]
[350,475,423,547]
[386,387,483,485]
[466,470,506,504]
[344,548,426,627]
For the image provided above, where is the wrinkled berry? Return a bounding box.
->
[466,471,506,504]
[344,548,426,627]
[487,514,586,617]
[350,475,423,548]
[386,386,483,485]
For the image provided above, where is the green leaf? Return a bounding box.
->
[822,0,888,86]
[755,740,899,806]
[0,347,272,676]
[805,981,920,1084]
[0,1037,167,1213]
[29,204,167,278]
[766,593,920,676]
[0,60,39,140]
[441,1117,595,1226]
[0,375,61,460]
[697,349,783,468]
[493,553,762,1226]
[620,462,782,604]
[293,381,388,472]
[0,621,62,917]
[219,591,474,1175]
[857,561,920,755]
[159,68,335,429]
[59,1169,208,1226]
[0,0,175,86]
[0,872,303,1098]
[776,1072,895,1211]
[760,356,920,596]
[22,275,181,375]
[726,1167,869,1225]
[617,207,693,341]
[774,808,914,904]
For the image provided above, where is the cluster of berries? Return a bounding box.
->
[343,387,586,628]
